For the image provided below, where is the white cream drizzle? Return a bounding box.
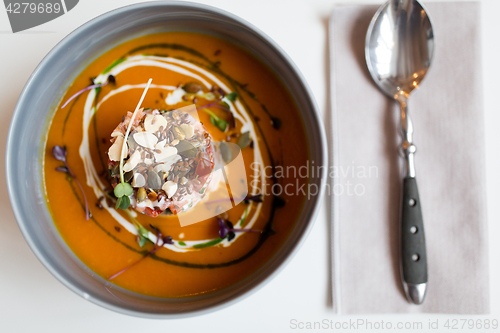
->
[79,54,266,252]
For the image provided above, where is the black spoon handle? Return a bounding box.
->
[401,177,428,286]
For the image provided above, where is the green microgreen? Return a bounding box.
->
[192,238,224,249]
[225,91,238,102]
[103,58,126,74]
[203,109,228,132]
[114,78,153,210]
[239,207,249,226]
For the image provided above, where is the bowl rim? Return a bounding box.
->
[5,0,328,318]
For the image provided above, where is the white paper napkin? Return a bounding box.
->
[329,1,489,314]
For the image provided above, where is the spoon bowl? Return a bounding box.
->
[366,0,434,100]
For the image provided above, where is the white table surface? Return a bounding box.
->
[1,0,498,332]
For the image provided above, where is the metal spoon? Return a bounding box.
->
[365,0,433,304]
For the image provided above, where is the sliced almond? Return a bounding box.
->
[132,173,146,188]
[154,163,170,174]
[144,114,168,133]
[180,124,194,139]
[155,139,167,150]
[111,130,123,138]
[108,136,126,162]
[123,150,141,172]
[162,181,178,198]
[133,132,158,149]
[154,146,178,163]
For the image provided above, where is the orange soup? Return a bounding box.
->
[44,32,309,297]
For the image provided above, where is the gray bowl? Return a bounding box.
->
[5,1,327,318]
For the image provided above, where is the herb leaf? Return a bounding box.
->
[193,238,223,249]
[226,92,238,102]
[52,145,67,161]
[115,196,130,210]
[114,182,133,198]
[103,58,126,74]
[204,109,228,132]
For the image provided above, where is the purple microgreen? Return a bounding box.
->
[230,228,261,233]
[196,99,232,113]
[162,236,174,245]
[108,224,170,280]
[52,145,67,161]
[52,145,90,220]
[108,242,163,280]
[60,81,109,109]
[55,166,69,172]
[196,96,224,111]
[217,87,226,97]
[218,218,228,239]
[218,218,261,241]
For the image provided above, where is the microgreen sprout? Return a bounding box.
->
[203,109,228,132]
[114,78,153,210]
[60,75,115,109]
[218,218,261,242]
[108,224,171,280]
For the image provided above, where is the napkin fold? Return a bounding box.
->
[329,2,489,314]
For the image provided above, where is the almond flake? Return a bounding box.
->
[108,136,126,161]
[123,150,141,172]
[144,114,168,133]
[162,181,178,198]
[133,132,158,149]
[154,146,178,163]
[180,124,194,138]
[156,139,167,149]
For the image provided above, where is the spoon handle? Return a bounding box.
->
[401,177,427,304]
[399,100,428,304]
